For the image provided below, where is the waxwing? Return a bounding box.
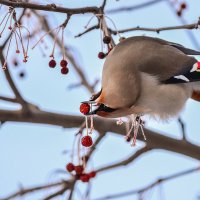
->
[86,36,200,119]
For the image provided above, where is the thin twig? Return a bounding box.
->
[94,166,200,200]
[43,186,68,200]
[109,21,200,35]
[0,181,66,200]
[0,96,18,103]
[0,0,99,15]
[107,0,165,14]
[75,25,99,38]
[96,145,151,173]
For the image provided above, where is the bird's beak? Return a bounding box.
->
[86,103,116,116]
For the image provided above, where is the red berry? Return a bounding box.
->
[16,50,20,54]
[80,174,90,182]
[74,165,84,175]
[66,163,74,172]
[88,171,96,178]
[81,135,93,147]
[80,103,90,115]
[49,59,56,68]
[103,36,111,44]
[8,26,12,30]
[98,52,106,59]
[60,59,68,67]
[75,174,81,180]
[181,2,186,9]
[61,67,69,74]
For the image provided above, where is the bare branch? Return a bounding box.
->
[96,146,151,173]
[101,0,107,9]
[0,96,18,103]
[0,181,67,200]
[109,21,200,34]
[75,25,99,38]
[94,166,200,200]
[43,186,68,200]
[0,108,200,160]
[107,0,165,14]
[0,0,99,15]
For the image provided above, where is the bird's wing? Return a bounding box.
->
[119,36,199,82]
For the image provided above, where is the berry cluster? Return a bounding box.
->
[32,21,69,75]
[49,59,69,75]
[176,2,187,17]
[66,163,96,183]
[98,35,112,59]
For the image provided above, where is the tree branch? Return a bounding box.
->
[0,96,18,103]
[0,0,99,15]
[107,0,165,14]
[0,108,200,160]
[94,166,200,200]
[96,146,151,173]
[0,181,67,200]
[109,21,200,34]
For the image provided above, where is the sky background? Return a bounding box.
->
[0,0,200,199]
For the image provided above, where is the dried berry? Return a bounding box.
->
[88,171,96,178]
[81,135,93,147]
[80,174,90,182]
[61,67,69,74]
[74,165,84,175]
[80,103,90,115]
[66,163,74,172]
[60,59,68,67]
[181,2,187,9]
[49,59,56,68]
[98,52,106,59]
[103,36,111,44]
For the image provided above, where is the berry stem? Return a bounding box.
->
[13,28,20,52]
[105,15,121,38]
[16,25,26,57]
[0,11,9,26]
[2,30,13,70]
[61,26,66,60]
[85,116,89,136]
[84,15,95,29]
[20,25,30,60]
[77,134,81,165]
[99,19,104,52]
[32,26,60,50]
[0,11,12,37]
[71,134,77,163]
[50,26,61,58]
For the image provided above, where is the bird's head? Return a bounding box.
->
[86,41,142,118]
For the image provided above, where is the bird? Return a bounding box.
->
[86,36,200,119]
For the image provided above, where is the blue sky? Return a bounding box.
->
[0,0,200,199]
